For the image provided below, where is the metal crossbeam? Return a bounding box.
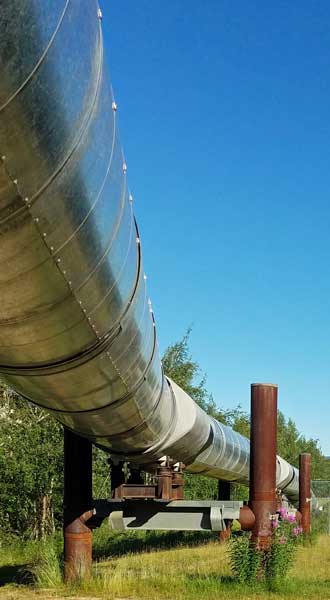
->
[93,499,242,532]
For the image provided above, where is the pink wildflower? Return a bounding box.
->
[279,536,287,544]
[278,507,288,520]
[271,520,279,529]
[288,514,296,523]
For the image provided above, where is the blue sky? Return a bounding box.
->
[101,2,330,453]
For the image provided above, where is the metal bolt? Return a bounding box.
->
[97,7,102,18]
[112,101,117,111]
[136,237,140,244]
[1,155,6,161]
[56,258,61,263]
[129,193,133,203]
[123,162,127,173]
[13,179,18,185]
[42,233,47,238]
[34,217,39,223]
[50,246,54,252]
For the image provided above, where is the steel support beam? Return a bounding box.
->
[63,429,93,582]
[249,383,277,549]
[299,452,311,535]
[93,499,242,531]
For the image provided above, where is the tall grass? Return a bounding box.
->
[1,530,330,599]
[29,539,62,588]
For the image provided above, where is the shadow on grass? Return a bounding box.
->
[93,529,216,560]
[0,563,34,587]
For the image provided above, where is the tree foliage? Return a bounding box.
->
[0,386,63,539]
[0,387,108,540]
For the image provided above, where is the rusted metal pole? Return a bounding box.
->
[157,464,172,500]
[299,452,311,535]
[249,383,278,549]
[218,480,232,542]
[171,463,185,500]
[63,429,93,583]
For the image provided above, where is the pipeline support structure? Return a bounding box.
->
[0,0,313,581]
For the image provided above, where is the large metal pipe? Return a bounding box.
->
[0,0,299,502]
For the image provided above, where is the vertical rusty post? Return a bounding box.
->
[218,480,232,542]
[63,429,93,583]
[171,463,185,500]
[157,463,172,500]
[299,453,311,535]
[249,383,278,549]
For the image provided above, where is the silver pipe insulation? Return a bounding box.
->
[0,0,299,502]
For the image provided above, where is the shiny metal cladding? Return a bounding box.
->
[0,0,299,501]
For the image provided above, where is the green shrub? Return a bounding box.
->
[229,509,303,588]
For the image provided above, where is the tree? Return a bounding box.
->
[0,386,63,539]
[0,386,110,540]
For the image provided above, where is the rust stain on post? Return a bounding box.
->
[299,452,311,535]
[249,383,278,549]
[64,511,93,582]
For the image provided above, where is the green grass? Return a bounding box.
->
[1,529,330,599]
